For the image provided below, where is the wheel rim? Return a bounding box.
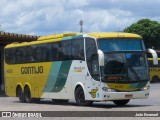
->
[78,91,85,102]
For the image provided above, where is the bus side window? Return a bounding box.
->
[5,49,9,64]
[85,38,99,81]
[15,48,20,64]
[61,40,72,60]
[41,45,48,62]
[59,42,64,60]
[52,43,60,61]
[48,43,54,61]
[36,45,47,62]
[25,46,32,63]
[17,47,26,64]
[30,45,37,62]
[72,39,84,60]
[5,48,17,64]
[5,49,15,64]
[48,42,60,61]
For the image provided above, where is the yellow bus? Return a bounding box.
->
[148,58,160,83]
[4,32,158,106]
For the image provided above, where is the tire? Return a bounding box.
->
[151,76,159,83]
[75,87,93,106]
[52,99,69,104]
[24,86,32,103]
[17,87,26,103]
[113,99,130,106]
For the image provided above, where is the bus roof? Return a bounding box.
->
[87,32,142,39]
[5,32,142,48]
[38,32,142,40]
[38,32,80,41]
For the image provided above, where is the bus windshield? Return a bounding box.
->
[98,39,148,82]
[98,38,143,51]
[103,52,148,81]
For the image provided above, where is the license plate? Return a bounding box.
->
[125,94,133,98]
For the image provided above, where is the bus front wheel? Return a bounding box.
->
[75,87,93,106]
[113,99,130,106]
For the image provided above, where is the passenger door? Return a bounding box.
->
[85,38,100,93]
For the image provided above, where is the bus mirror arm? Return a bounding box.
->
[98,49,104,66]
[147,49,158,65]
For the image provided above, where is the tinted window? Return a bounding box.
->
[86,38,97,62]
[98,39,143,51]
[72,39,84,60]
[85,38,99,80]
[47,43,59,61]
[5,49,16,64]
[60,41,72,60]
[5,38,85,64]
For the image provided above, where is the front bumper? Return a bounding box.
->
[101,90,149,101]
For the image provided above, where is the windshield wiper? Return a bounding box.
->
[127,64,141,81]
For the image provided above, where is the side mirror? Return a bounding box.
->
[147,49,158,65]
[98,49,104,66]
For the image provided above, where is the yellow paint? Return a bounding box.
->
[72,70,82,72]
[38,32,79,41]
[4,62,52,98]
[148,58,160,61]
[87,32,141,39]
[107,83,138,91]
[90,89,98,98]
[5,38,61,48]
[148,58,160,81]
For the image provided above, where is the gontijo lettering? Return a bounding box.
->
[21,66,43,74]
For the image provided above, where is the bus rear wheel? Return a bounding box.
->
[24,86,32,103]
[113,99,130,106]
[17,87,25,103]
[75,87,93,106]
[24,87,40,103]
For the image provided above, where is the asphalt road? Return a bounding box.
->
[0,83,159,119]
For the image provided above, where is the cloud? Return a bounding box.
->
[0,0,160,35]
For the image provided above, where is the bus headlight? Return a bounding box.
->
[102,87,108,91]
[142,86,150,90]
[102,87,116,92]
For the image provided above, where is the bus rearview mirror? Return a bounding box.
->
[147,49,158,65]
[98,49,104,66]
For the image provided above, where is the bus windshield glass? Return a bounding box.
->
[103,52,148,81]
[98,38,148,82]
[98,38,143,51]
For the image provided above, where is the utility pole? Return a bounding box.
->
[79,20,83,33]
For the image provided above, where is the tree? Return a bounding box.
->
[124,19,160,49]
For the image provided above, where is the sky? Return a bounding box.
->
[0,0,160,36]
